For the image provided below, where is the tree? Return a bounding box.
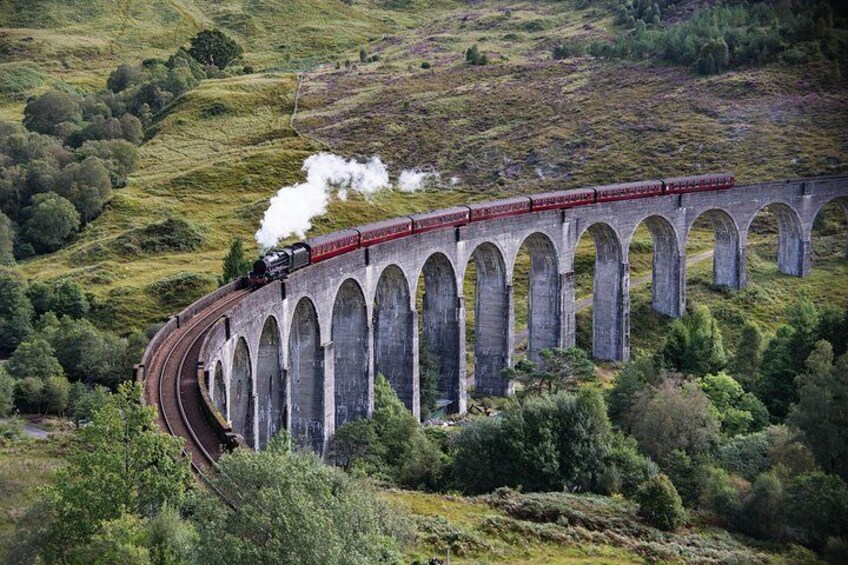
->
[818,305,848,357]
[56,157,112,222]
[192,435,407,565]
[23,90,82,137]
[785,472,848,549]
[758,297,822,420]
[359,47,368,63]
[6,338,63,381]
[732,321,763,388]
[629,379,720,464]
[0,365,14,417]
[699,372,769,436]
[607,355,660,429]
[187,30,243,69]
[538,347,595,392]
[695,37,729,75]
[13,382,193,563]
[790,341,848,481]
[453,389,612,494]
[0,210,14,266]
[465,44,488,65]
[635,474,686,531]
[218,238,252,286]
[43,375,71,416]
[48,280,90,318]
[661,305,726,376]
[739,472,785,540]
[23,192,80,252]
[0,267,33,355]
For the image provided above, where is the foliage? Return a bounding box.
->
[628,378,721,464]
[0,365,14,417]
[700,466,743,526]
[117,215,206,256]
[505,347,595,395]
[418,336,439,419]
[660,305,727,377]
[785,471,848,549]
[465,44,488,66]
[0,267,33,355]
[634,474,686,531]
[188,29,243,69]
[606,355,661,430]
[453,389,612,494]
[218,237,252,286]
[602,0,848,76]
[193,434,408,565]
[331,374,448,490]
[6,338,63,381]
[10,382,193,563]
[739,472,785,541]
[758,296,821,419]
[731,321,763,389]
[790,340,848,481]
[598,432,657,497]
[23,192,80,252]
[699,371,769,436]
[39,313,143,388]
[0,210,13,266]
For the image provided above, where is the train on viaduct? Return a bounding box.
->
[137,174,848,470]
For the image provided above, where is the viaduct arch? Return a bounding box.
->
[181,176,847,454]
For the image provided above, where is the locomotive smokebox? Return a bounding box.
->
[252,260,268,275]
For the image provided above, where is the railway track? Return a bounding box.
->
[144,289,249,474]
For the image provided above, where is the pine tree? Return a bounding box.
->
[732,321,764,389]
[219,238,252,286]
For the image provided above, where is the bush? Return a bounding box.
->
[700,467,743,526]
[23,90,82,136]
[421,61,431,69]
[116,215,205,255]
[0,210,14,266]
[635,474,686,531]
[699,372,769,436]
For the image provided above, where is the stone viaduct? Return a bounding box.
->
[190,176,847,454]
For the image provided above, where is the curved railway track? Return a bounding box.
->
[144,289,250,474]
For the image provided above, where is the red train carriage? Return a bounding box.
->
[409,206,470,234]
[663,173,735,194]
[594,179,664,203]
[467,197,532,222]
[306,229,360,264]
[529,188,596,212]
[356,217,413,247]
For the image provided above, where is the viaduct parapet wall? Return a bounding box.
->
[176,176,848,454]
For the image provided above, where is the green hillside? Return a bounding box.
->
[2,0,844,334]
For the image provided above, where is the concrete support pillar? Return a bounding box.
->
[620,261,631,362]
[456,296,468,416]
[410,308,421,421]
[713,226,746,289]
[506,284,515,394]
[471,245,510,397]
[560,271,576,349]
[321,342,334,455]
[366,322,374,418]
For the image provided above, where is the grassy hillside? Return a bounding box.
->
[3,0,846,337]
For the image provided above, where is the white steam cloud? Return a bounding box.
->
[398,169,439,192]
[255,153,443,249]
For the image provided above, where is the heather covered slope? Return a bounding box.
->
[3,0,846,337]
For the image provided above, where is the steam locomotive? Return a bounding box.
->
[248,172,734,288]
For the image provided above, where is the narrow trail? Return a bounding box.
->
[574,248,715,311]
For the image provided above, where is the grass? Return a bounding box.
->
[4,0,845,332]
[0,433,70,552]
[387,488,799,564]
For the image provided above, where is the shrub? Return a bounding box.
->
[116,215,205,255]
[421,61,431,69]
[700,467,743,526]
[23,90,82,137]
[699,372,769,436]
[0,267,33,355]
[0,365,13,417]
[635,474,686,531]
[0,210,13,266]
